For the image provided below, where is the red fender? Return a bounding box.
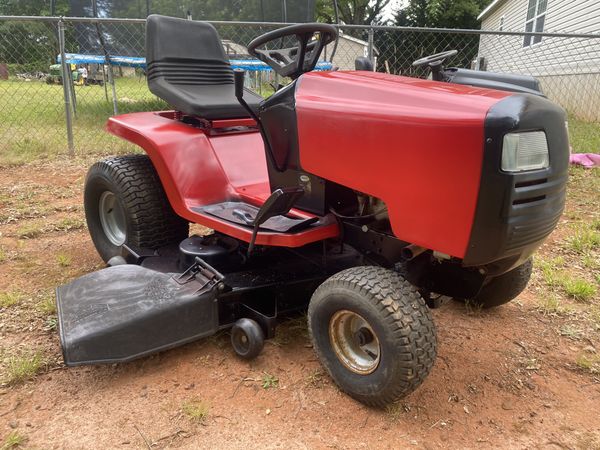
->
[106,112,339,247]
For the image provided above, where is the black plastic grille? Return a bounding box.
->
[505,173,567,252]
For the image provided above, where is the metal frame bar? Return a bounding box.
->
[1,15,599,39]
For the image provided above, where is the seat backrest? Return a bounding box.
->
[146,15,234,87]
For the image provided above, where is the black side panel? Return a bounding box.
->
[445,68,544,96]
[463,94,569,268]
[57,265,218,365]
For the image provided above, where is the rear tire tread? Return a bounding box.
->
[85,154,188,259]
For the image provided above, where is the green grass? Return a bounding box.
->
[181,399,210,424]
[0,77,166,164]
[568,115,600,153]
[16,222,44,239]
[568,227,600,255]
[0,431,26,450]
[2,351,46,386]
[535,256,598,302]
[0,291,23,308]
[56,252,72,267]
[563,278,597,302]
[36,293,57,316]
[575,354,600,374]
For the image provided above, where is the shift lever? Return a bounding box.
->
[233,69,260,122]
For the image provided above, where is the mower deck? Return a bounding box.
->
[57,239,362,365]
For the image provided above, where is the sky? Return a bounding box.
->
[381,0,405,22]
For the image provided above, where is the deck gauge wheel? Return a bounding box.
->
[231,318,265,359]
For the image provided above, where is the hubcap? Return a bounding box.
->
[328,310,381,375]
[98,191,126,246]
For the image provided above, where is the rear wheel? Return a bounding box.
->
[464,259,533,309]
[84,155,189,262]
[308,266,437,407]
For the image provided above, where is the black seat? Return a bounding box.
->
[146,15,263,120]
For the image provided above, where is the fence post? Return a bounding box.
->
[58,19,75,156]
[367,27,374,67]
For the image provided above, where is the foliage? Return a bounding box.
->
[372,0,489,76]
[395,0,488,29]
[316,0,390,25]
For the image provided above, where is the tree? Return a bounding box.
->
[0,0,70,73]
[316,0,390,25]
[395,0,488,29]
[373,0,488,77]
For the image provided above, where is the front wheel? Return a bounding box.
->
[462,259,533,309]
[308,266,437,407]
[84,155,189,262]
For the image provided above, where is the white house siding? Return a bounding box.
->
[478,0,600,120]
[323,36,372,71]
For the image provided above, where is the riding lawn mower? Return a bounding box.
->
[56,15,569,406]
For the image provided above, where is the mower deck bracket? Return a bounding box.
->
[174,256,225,294]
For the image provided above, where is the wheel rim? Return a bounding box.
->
[232,328,250,355]
[98,191,126,246]
[328,310,381,375]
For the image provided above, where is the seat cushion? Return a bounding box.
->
[150,77,262,119]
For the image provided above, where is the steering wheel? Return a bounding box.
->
[247,23,337,79]
[412,50,458,67]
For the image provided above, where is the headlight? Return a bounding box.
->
[501,131,549,172]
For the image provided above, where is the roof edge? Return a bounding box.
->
[477,0,507,21]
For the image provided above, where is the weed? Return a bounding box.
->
[56,253,72,267]
[181,399,210,424]
[53,217,85,232]
[582,254,599,270]
[262,372,279,389]
[0,431,26,450]
[464,299,483,316]
[305,369,326,389]
[575,354,600,374]
[563,278,597,302]
[16,223,43,239]
[568,228,600,255]
[537,294,564,316]
[36,294,57,315]
[560,324,584,340]
[535,256,565,287]
[385,402,410,422]
[2,351,46,386]
[44,316,58,332]
[0,292,23,308]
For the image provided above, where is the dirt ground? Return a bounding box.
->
[0,158,599,450]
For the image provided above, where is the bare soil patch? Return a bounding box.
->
[0,160,598,449]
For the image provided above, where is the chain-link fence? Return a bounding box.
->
[1,16,599,159]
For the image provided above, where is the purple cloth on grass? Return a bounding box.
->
[569,153,600,168]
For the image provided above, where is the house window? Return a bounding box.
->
[523,0,547,47]
[499,15,504,31]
